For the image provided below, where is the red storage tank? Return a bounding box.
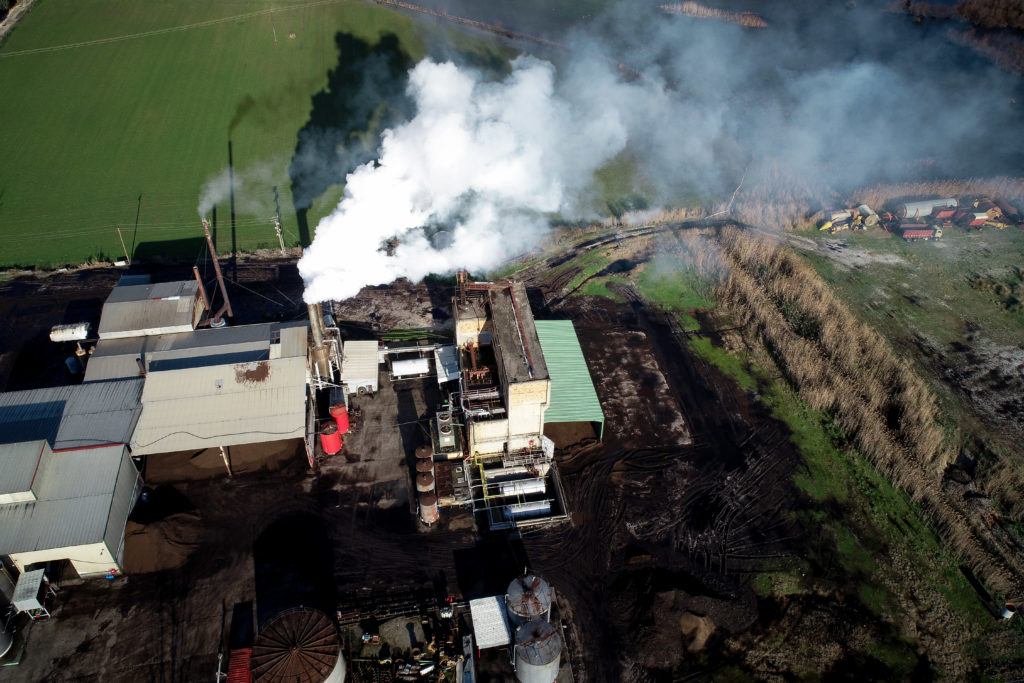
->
[330,403,350,434]
[320,423,342,455]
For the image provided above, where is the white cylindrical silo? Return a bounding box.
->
[251,607,345,683]
[506,574,553,627]
[514,620,561,683]
[0,621,13,658]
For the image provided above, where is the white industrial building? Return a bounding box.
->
[340,339,380,396]
[450,280,574,530]
[0,441,141,577]
[457,282,551,458]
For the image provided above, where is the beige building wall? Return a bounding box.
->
[508,402,545,438]
[10,542,118,577]
[455,317,492,348]
[507,379,550,407]
[470,418,508,456]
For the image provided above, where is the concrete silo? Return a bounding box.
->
[513,619,561,683]
[0,621,13,659]
[251,607,345,683]
[505,574,553,627]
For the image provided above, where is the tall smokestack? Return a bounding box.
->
[308,302,331,379]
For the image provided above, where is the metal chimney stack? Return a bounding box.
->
[308,302,332,379]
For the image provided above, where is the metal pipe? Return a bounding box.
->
[202,219,233,324]
[192,266,211,315]
[307,302,331,379]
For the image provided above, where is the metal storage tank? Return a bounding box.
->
[415,459,435,474]
[415,445,433,461]
[513,620,561,683]
[419,493,439,524]
[49,322,91,342]
[251,607,345,683]
[0,621,13,658]
[320,423,342,455]
[506,575,553,626]
[329,403,349,435]
[499,479,546,497]
[898,198,957,219]
[504,501,551,522]
[416,472,435,493]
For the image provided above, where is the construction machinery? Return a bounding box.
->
[819,204,877,233]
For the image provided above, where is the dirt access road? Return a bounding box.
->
[0,0,38,43]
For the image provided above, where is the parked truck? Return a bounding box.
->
[897,223,942,241]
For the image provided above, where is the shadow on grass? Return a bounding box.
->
[288,31,512,246]
[132,236,207,263]
[289,32,415,246]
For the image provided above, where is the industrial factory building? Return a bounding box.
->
[97,275,207,340]
[0,441,141,577]
[446,277,600,530]
[128,323,312,477]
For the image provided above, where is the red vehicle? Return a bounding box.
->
[898,224,942,241]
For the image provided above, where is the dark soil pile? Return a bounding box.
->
[123,512,204,575]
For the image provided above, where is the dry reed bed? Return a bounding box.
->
[717,227,1023,595]
[660,2,768,28]
[856,177,1024,210]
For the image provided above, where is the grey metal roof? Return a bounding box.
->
[341,340,380,389]
[130,355,308,455]
[0,441,47,499]
[0,445,137,555]
[469,597,512,649]
[98,280,199,338]
[534,320,604,439]
[489,283,548,384]
[434,346,460,385]
[104,279,197,304]
[0,379,144,450]
[12,568,46,611]
[84,322,308,382]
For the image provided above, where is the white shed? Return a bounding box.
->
[340,340,380,396]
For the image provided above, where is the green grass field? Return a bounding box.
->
[793,226,1024,463]
[0,0,509,266]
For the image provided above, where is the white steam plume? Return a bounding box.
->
[298,56,628,303]
[198,169,235,219]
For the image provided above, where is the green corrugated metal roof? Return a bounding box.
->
[534,320,604,439]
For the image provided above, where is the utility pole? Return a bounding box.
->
[273,216,286,255]
[272,185,286,255]
[116,227,131,265]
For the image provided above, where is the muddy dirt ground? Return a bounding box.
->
[0,246,911,681]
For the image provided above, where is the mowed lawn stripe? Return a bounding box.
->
[0,0,461,267]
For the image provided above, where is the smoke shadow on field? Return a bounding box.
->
[289,32,416,246]
[132,236,206,264]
